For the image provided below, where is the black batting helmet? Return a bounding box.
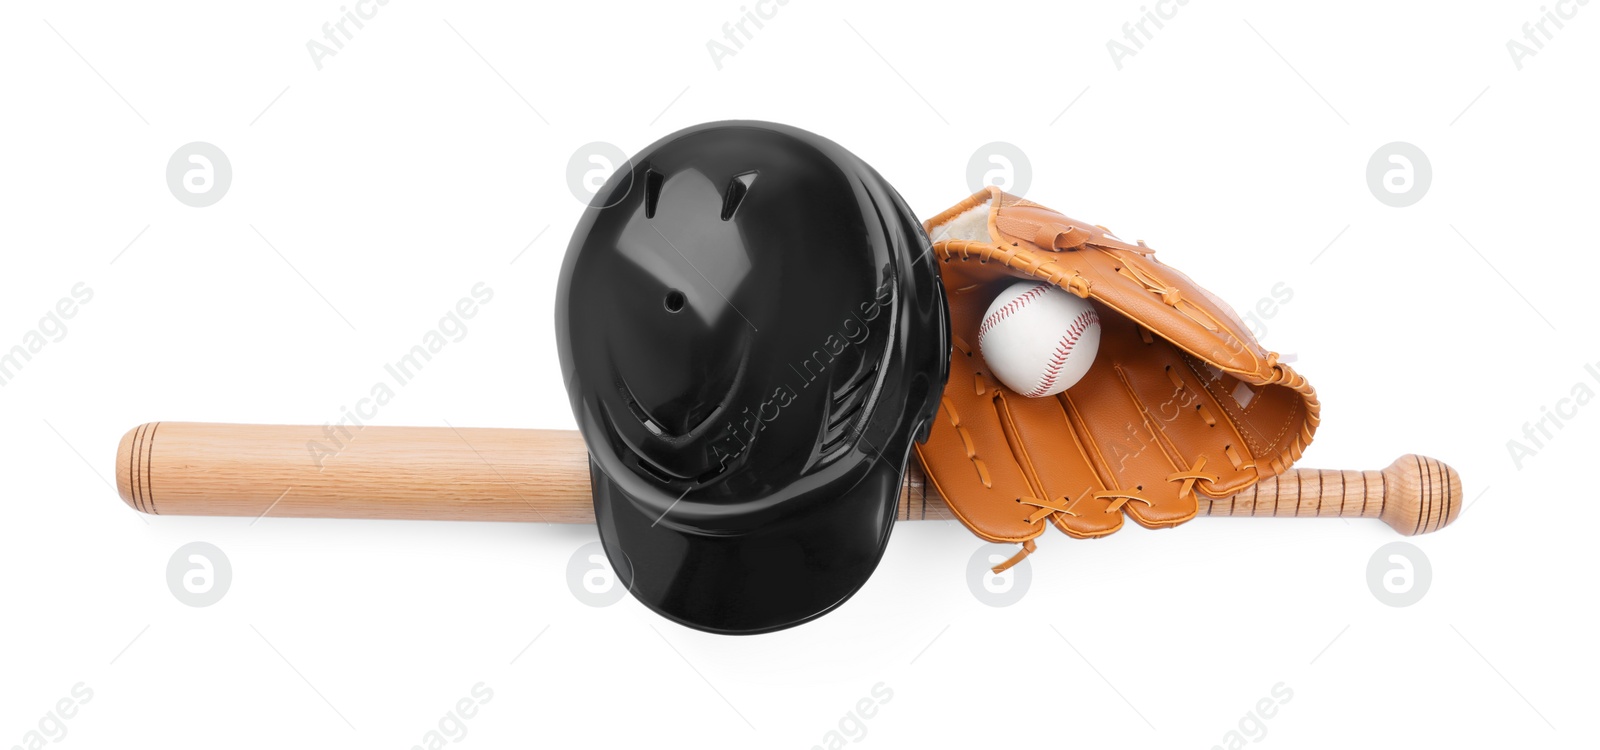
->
[555,121,947,634]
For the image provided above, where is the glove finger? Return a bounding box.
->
[1060,312,1199,529]
[989,380,1120,538]
[914,277,1050,545]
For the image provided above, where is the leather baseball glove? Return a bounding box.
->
[914,188,1320,571]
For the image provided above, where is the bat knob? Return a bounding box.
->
[1378,455,1462,535]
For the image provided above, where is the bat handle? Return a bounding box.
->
[1192,455,1462,535]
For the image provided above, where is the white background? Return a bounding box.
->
[2,0,1596,747]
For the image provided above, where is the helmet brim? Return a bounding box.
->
[589,434,915,635]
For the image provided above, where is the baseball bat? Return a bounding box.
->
[114,422,1461,534]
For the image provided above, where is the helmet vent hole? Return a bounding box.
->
[663,289,686,313]
[821,362,881,454]
[721,171,758,221]
[644,169,664,218]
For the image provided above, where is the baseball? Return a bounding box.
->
[978,281,1102,398]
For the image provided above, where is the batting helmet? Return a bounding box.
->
[555,121,947,634]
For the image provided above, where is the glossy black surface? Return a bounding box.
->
[555,121,948,634]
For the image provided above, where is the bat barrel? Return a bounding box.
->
[116,422,594,523]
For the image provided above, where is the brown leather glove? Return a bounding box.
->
[914,188,1320,570]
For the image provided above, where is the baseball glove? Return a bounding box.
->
[914,188,1320,570]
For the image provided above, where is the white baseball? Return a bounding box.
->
[978,281,1102,398]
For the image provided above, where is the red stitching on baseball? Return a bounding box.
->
[979,284,1051,341]
[1023,308,1100,397]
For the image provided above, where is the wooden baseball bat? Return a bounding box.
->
[114,422,1461,535]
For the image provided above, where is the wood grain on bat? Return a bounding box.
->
[116,422,1460,534]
